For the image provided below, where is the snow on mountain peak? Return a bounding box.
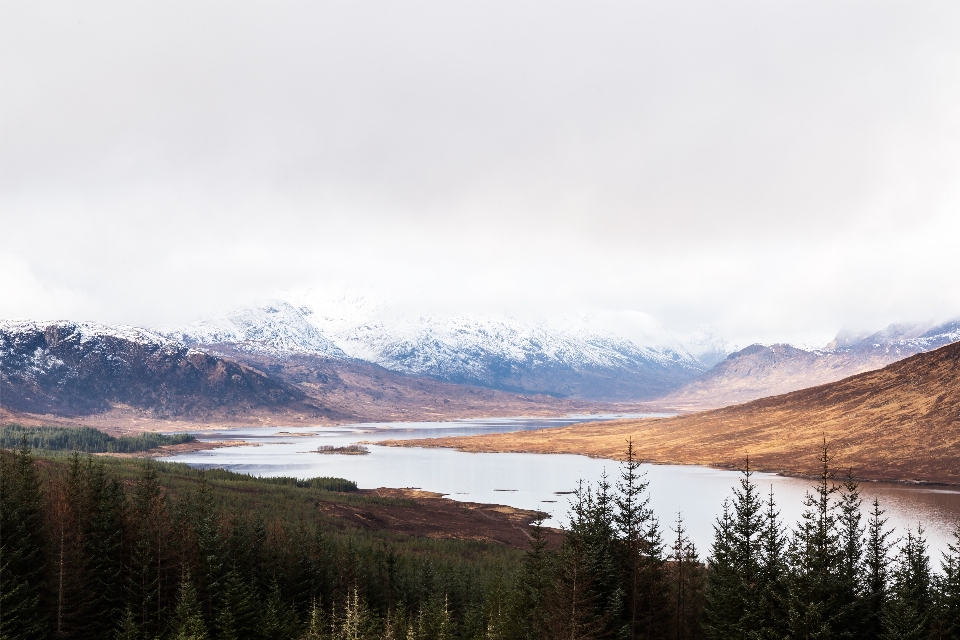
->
[161,300,345,358]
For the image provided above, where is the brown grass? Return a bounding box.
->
[382,342,960,485]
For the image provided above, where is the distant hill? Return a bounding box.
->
[387,340,960,484]
[657,320,960,409]
[0,320,600,428]
[165,299,709,401]
[0,320,335,421]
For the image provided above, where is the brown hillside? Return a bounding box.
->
[384,340,960,484]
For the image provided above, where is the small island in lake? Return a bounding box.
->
[317,444,370,455]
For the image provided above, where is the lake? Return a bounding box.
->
[161,415,960,558]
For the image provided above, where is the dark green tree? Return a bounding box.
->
[0,440,48,640]
[170,574,209,640]
[835,471,866,638]
[755,487,788,640]
[615,439,667,640]
[668,514,704,640]
[862,498,894,639]
[933,524,960,640]
[785,444,843,640]
[882,527,932,640]
[703,461,765,639]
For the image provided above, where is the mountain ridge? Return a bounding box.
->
[166,299,709,401]
[382,339,960,484]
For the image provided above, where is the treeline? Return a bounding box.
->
[2,440,959,640]
[0,425,195,453]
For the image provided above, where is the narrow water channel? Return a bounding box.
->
[162,416,960,558]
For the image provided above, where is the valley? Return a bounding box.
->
[382,340,960,485]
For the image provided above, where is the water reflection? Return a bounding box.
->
[162,415,960,558]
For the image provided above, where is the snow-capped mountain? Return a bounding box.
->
[0,320,319,417]
[163,300,345,358]
[659,318,960,409]
[166,297,709,400]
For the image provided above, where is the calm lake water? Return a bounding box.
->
[161,416,960,558]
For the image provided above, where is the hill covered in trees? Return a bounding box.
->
[2,441,958,639]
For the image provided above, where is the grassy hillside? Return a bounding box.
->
[384,341,960,484]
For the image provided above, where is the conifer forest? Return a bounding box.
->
[1,440,959,640]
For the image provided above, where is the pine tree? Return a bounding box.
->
[170,575,209,640]
[933,524,960,640]
[882,527,932,640]
[785,443,843,640]
[506,513,552,640]
[217,568,259,640]
[190,472,226,625]
[113,607,139,640]
[668,514,704,640]
[127,462,170,638]
[703,460,766,639]
[615,439,665,640]
[755,487,788,639]
[540,538,610,640]
[703,500,739,640]
[85,461,127,636]
[300,598,328,640]
[862,498,893,639]
[835,471,866,637]
[0,440,48,640]
[333,588,375,640]
[261,580,302,640]
[567,476,623,636]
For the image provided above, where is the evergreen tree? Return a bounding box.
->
[333,588,376,640]
[862,498,894,639]
[190,472,227,625]
[934,524,960,640]
[540,538,610,640]
[567,476,624,636]
[785,443,843,640]
[615,439,666,640]
[882,527,932,640]
[506,514,552,640]
[127,462,170,638]
[113,607,139,640]
[170,575,209,640]
[668,514,704,640]
[216,568,260,640]
[703,461,766,639]
[755,487,788,640]
[703,500,738,640]
[300,598,328,640]
[835,471,866,638]
[84,461,127,636]
[260,580,302,640]
[0,440,48,640]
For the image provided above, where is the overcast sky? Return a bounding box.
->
[2,0,959,346]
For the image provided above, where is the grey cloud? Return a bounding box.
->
[1,0,959,343]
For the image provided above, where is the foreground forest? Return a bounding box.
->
[1,441,959,640]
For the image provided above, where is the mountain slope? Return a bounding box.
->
[170,299,708,401]
[0,320,334,420]
[210,347,604,423]
[657,320,960,409]
[390,340,960,483]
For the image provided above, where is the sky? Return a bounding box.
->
[2,0,959,348]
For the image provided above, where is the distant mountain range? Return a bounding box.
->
[408,337,960,484]
[0,319,598,427]
[3,301,959,428]
[0,320,331,420]
[658,320,960,409]
[165,299,709,401]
